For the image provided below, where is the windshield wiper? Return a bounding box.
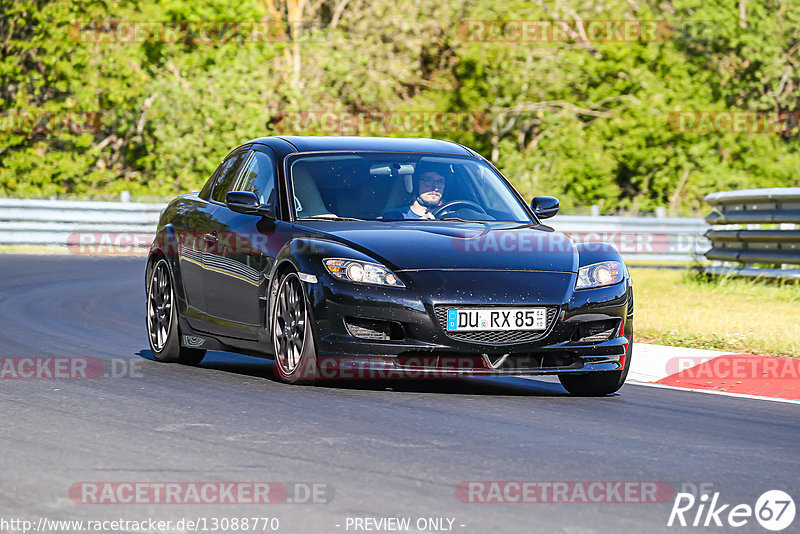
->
[297,216,366,222]
[435,217,477,223]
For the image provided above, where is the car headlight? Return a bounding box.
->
[323,258,405,288]
[575,261,623,290]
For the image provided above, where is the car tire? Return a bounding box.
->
[558,333,633,396]
[146,257,206,365]
[271,271,318,384]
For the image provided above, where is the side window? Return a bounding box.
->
[211,151,250,203]
[198,166,219,200]
[236,150,276,205]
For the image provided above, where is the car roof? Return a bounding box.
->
[243,136,478,156]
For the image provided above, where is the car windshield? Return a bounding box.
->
[288,152,533,223]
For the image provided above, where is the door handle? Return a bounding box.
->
[203,232,218,245]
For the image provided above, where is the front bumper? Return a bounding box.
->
[303,269,633,376]
[311,354,624,380]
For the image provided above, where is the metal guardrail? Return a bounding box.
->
[704,188,800,280]
[0,198,162,247]
[549,215,709,262]
[0,198,711,261]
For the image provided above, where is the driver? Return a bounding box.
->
[383,161,449,220]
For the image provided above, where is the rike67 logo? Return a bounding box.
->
[668,489,795,531]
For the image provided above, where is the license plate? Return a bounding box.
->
[446,308,547,332]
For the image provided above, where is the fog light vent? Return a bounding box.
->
[345,318,404,341]
[574,320,619,344]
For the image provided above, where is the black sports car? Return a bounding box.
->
[146,136,633,395]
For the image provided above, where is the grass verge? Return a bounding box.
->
[631,267,800,358]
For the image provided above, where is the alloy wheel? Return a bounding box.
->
[147,260,173,353]
[273,274,307,375]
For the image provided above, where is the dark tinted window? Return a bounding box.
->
[199,168,218,200]
[236,150,276,205]
[211,151,250,203]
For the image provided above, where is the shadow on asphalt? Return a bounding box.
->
[136,349,572,396]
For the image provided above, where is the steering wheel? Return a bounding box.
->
[431,200,487,218]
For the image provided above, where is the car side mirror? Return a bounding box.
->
[530,196,559,219]
[226,191,276,218]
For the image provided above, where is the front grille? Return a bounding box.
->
[433,306,558,345]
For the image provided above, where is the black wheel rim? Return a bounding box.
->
[273,274,306,375]
[147,260,173,352]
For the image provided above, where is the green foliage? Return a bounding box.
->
[1,0,799,210]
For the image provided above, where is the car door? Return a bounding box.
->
[175,166,221,325]
[202,147,280,339]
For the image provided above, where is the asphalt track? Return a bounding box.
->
[0,254,798,534]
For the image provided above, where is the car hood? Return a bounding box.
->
[293,220,578,272]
